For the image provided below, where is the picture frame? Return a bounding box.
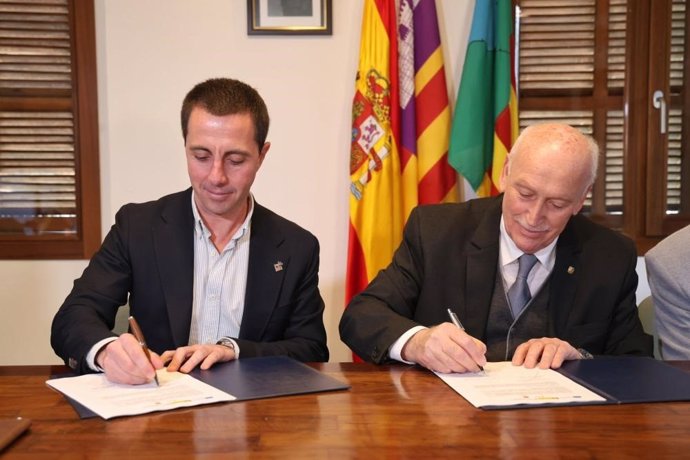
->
[247,0,332,35]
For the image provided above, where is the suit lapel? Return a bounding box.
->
[240,203,287,340]
[549,220,582,335]
[462,197,503,339]
[153,189,195,347]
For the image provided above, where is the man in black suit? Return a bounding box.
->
[51,78,328,384]
[340,123,652,373]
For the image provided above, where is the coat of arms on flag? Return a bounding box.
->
[350,70,393,201]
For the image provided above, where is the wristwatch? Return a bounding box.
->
[216,337,236,353]
[577,348,594,360]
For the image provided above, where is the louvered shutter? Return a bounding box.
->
[0,0,100,259]
[517,0,627,224]
[0,0,76,234]
[666,0,686,214]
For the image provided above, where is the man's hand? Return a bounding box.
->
[96,333,164,385]
[401,323,487,373]
[512,337,581,369]
[160,344,237,374]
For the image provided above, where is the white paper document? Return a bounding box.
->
[435,361,606,409]
[46,369,235,420]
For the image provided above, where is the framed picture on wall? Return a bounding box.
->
[247,0,332,35]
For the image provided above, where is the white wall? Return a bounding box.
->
[0,1,650,365]
[0,0,472,365]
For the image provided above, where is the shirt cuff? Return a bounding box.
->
[86,337,118,372]
[388,325,427,364]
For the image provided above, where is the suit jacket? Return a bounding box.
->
[645,224,690,360]
[340,196,652,363]
[51,189,328,374]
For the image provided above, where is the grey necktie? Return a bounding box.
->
[507,253,538,318]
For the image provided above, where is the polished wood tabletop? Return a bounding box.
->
[1,361,690,458]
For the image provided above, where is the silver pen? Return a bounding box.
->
[447,308,484,372]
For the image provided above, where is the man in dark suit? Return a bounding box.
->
[340,123,652,373]
[51,78,328,384]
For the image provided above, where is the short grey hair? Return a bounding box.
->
[509,123,600,188]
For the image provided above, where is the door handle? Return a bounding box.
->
[652,90,667,134]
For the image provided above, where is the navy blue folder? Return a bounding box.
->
[189,356,350,400]
[60,356,349,419]
[556,356,690,404]
[472,356,690,410]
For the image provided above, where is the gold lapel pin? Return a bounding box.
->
[567,266,575,275]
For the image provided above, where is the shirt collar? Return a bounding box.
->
[499,215,558,270]
[191,191,254,243]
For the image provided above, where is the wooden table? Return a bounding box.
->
[2,362,690,458]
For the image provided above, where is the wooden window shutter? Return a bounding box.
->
[665,0,686,215]
[0,0,100,259]
[517,0,627,229]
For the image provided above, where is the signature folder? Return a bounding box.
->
[190,355,349,400]
[62,356,349,419]
[556,356,690,404]
[438,356,690,410]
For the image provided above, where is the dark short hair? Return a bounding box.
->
[180,78,270,148]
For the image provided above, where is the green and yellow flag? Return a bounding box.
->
[448,0,518,197]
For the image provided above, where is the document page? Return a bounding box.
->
[435,362,606,409]
[46,369,235,420]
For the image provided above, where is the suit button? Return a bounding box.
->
[68,358,78,369]
[372,346,379,360]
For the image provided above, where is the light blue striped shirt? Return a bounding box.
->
[187,192,253,348]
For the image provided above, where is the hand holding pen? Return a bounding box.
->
[447,308,485,372]
[400,309,487,374]
[95,321,164,385]
[128,316,160,386]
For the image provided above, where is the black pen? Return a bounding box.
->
[446,308,484,372]
[128,316,160,386]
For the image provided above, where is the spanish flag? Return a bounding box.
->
[347,1,457,361]
[346,0,405,326]
[448,0,518,197]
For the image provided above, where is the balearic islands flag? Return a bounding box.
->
[448,0,518,197]
[399,0,457,206]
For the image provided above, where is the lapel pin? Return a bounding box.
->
[567,266,575,275]
[274,261,284,272]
